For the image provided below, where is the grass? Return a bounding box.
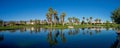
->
[0,24,120,30]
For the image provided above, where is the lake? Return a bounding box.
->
[0,27,120,48]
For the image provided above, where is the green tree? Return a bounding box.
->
[72,17,75,23]
[8,21,16,26]
[43,20,47,25]
[60,12,66,26]
[20,20,26,25]
[74,18,79,25]
[68,17,72,25]
[81,17,85,25]
[30,19,33,23]
[106,20,110,26]
[0,20,3,26]
[86,18,89,25]
[48,7,53,27]
[34,19,40,25]
[46,12,50,25]
[56,15,59,24]
[111,7,120,24]
[53,10,57,26]
[98,19,101,24]
[95,18,99,24]
[90,17,92,24]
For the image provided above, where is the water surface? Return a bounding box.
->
[0,27,119,48]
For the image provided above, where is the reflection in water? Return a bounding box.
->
[0,34,3,41]
[111,27,120,48]
[47,28,66,47]
[9,29,17,33]
[0,27,119,48]
[110,33,120,48]
[95,27,101,34]
[60,28,66,43]
[20,28,26,32]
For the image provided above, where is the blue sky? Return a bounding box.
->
[0,0,120,22]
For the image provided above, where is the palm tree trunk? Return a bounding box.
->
[63,22,64,26]
[62,18,64,26]
[51,22,52,27]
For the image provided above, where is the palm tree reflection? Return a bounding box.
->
[47,28,58,47]
[47,28,66,47]
[60,28,66,43]
[68,28,73,36]
[95,27,101,34]
[68,28,80,36]
[82,28,85,35]
[47,28,53,47]
[20,28,26,32]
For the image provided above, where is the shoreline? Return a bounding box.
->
[0,24,119,30]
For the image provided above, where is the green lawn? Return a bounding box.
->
[0,24,119,30]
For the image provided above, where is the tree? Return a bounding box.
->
[20,20,26,25]
[74,18,79,25]
[111,7,120,24]
[38,20,41,24]
[90,17,92,24]
[0,20,3,26]
[43,20,47,25]
[48,7,53,27]
[98,19,101,24]
[86,18,89,25]
[8,21,16,26]
[30,19,33,23]
[46,12,50,25]
[72,17,75,23]
[34,19,40,25]
[60,12,66,26]
[53,10,57,26]
[95,18,99,24]
[82,17,85,25]
[56,15,59,24]
[68,17,72,25]
[106,20,110,26]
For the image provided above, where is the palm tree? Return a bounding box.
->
[72,17,75,23]
[0,20,3,26]
[30,19,33,24]
[56,15,59,24]
[94,18,99,24]
[74,18,79,25]
[46,12,50,25]
[48,7,53,27]
[98,19,101,24]
[8,21,16,26]
[68,17,72,25]
[83,17,85,21]
[34,19,38,24]
[86,18,89,25]
[82,17,85,25]
[43,20,47,24]
[38,20,41,25]
[106,20,110,25]
[53,10,57,26]
[96,19,99,23]
[90,17,92,25]
[60,12,66,26]
[20,20,26,25]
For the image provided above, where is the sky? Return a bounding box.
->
[0,0,120,22]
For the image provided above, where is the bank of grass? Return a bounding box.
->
[0,24,120,30]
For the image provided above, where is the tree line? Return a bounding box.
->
[1,7,120,27]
